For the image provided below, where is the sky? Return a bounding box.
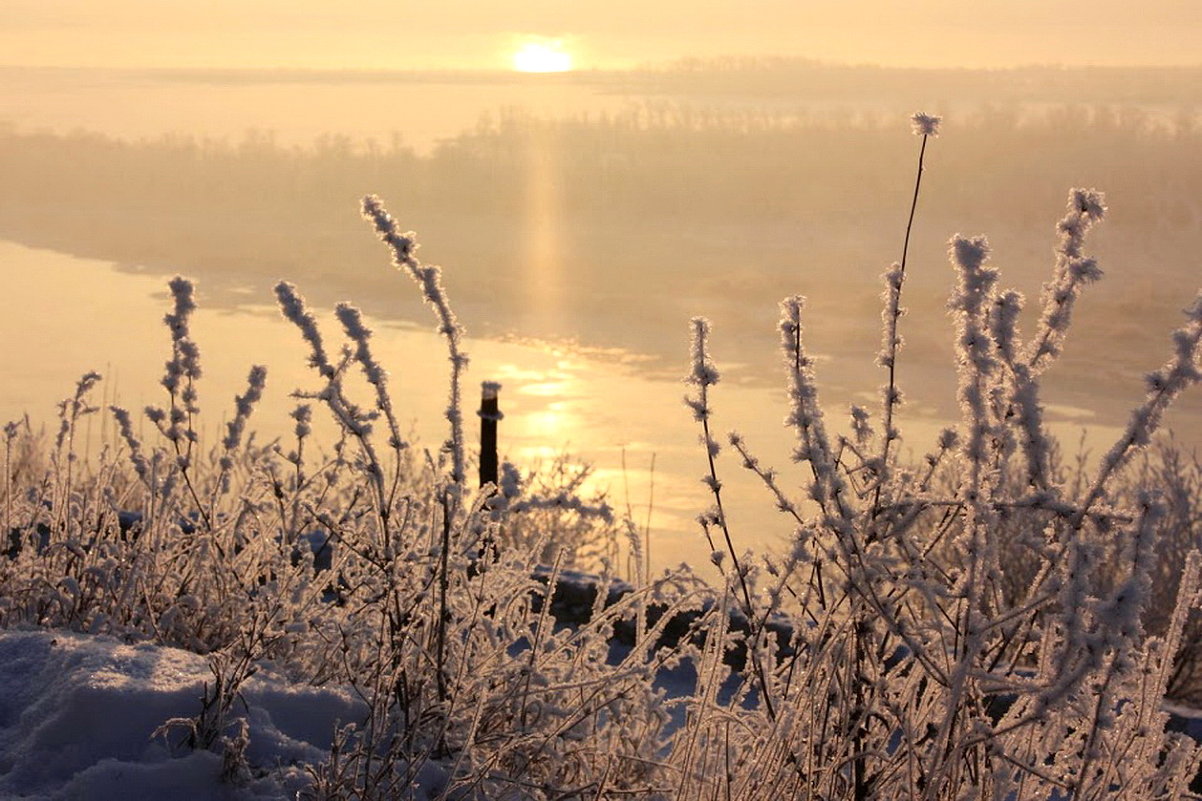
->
[3,0,1201,71]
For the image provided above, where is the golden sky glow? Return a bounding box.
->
[1,0,1201,70]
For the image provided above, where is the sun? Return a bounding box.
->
[512,39,573,73]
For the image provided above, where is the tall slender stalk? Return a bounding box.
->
[874,113,940,515]
[362,196,469,487]
[686,316,778,723]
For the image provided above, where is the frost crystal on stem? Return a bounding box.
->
[910,111,942,137]
[1027,188,1107,373]
[362,195,467,485]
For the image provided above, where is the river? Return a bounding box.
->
[4,239,1152,576]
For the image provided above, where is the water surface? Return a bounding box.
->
[4,240,1154,576]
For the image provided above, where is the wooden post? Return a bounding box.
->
[478,381,502,487]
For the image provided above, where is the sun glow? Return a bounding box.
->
[512,39,572,73]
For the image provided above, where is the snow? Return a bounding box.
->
[0,621,723,799]
[0,622,740,799]
[3,623,1201,799]
[0,629,363,800]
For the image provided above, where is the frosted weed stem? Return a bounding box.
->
[1027,189,1107,374]
[362,196,468,488]
[1075,292,1202,525]
[154,277,212,531]
[874,112,940,516]
[685,316,778,723]
[335,302,409,513]
[275,281,390,523]
[212,364,266,517]
[52,371,101,534]
[3,422,17,545]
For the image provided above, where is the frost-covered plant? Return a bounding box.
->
[362,195,468,486]
[1,261,663,798]
[875,112,941,507]
[676,114,1202,799]
[1108,438,1202,703]
[490,455,619,569]
[3,112,1202,801]
[269,204,687,800]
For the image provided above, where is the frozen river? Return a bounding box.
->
[1,239,1153,576]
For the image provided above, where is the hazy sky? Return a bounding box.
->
[3,0,1201,71]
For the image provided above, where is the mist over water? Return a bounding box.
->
[3,62,1199,571]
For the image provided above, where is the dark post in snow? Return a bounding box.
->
[478,381,502,487]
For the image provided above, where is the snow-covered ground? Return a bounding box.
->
[0,629,367,800]
[0,624,710,800]
[5,624,1202,799]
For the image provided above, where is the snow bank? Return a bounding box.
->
[0,629,364,800]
